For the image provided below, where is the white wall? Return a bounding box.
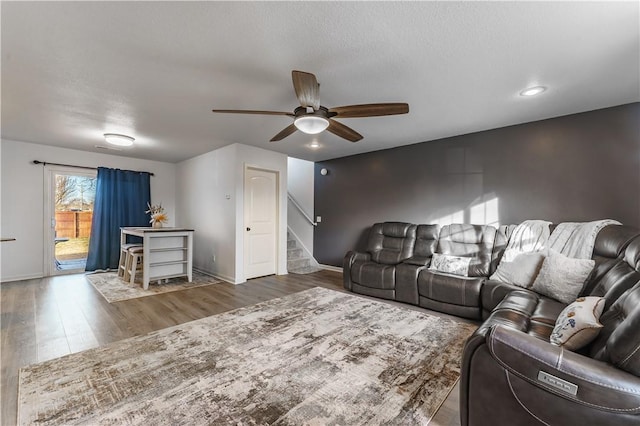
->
[0,139,177,282]
[175,144,237,283]
[176,143,288,284]
[287,157,315,255]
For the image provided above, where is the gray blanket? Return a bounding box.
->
[548,219,621,259]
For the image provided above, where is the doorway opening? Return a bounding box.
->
[48,169,97,274]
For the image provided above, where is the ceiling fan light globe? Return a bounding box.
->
[294,116,329,134]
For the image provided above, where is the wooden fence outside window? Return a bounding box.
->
[55,211,92,238]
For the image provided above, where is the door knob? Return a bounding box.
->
[246,227,251,231]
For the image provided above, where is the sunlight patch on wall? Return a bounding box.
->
[469,197,499,226]
[429,195,500,227]
[433,209,465,226]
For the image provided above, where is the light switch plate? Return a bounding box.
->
[316,216,322,223]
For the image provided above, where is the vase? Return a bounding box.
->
[152,221,163,229]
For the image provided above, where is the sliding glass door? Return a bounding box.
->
[45,166,97,275]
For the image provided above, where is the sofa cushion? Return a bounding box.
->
[528,297,566,340]
[550,296,605,350]
[590,281,640,376]
[351,283,395,301]
[475,290,539,337]
[586,259,640,308]
[350,260,395,290]
[593,224,640,260]
[481,279,525,314]
[436,224,498,276]
[531,249,595,304]
[367,222,417,265]
[581,225,640,296]
[403,224,439,266]
[417,269,484,307]
[476,290,565,341]
[413,224,439,257]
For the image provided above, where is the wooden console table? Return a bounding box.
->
[120,227,194,290]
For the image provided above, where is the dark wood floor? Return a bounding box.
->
[1,270,463,425]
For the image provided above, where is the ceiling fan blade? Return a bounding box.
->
[270,123,298,142]
[329,103,409,118]
[292,70,320,110]
[327,119,363,143]
[212,109,294,117]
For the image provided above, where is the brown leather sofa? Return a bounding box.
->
[461,227,640,425]
[345,222,505,319]
[343,222,640,425]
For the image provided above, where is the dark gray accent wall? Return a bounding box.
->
[314,103,640,267]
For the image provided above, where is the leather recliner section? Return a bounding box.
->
[417,224,499,319]
[461,230,640,426]
[343,222,417,300]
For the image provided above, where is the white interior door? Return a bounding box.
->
[244,167,277,280]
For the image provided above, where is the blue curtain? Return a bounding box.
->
[85,167,151,271]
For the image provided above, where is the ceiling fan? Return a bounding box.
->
[212,70,409,143]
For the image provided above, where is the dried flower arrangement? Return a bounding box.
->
[146,202,168,227]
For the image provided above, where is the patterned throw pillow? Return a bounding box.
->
[428,254,472,277]
[531,249,595,304]
[550,296,605,350]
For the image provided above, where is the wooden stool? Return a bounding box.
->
[125,246,144,285]
[118,243,142,277]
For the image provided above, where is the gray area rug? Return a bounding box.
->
[18,287,477,425]
[86,270,223,303]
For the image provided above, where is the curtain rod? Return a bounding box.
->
[32,160,155,176]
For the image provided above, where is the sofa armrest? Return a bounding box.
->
[487,325,640,413]
[346,251,371,263]
[343,251,371,290]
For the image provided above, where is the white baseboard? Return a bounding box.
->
[319,264,343,273]
[0,272,44,283]
[193,268,234,284]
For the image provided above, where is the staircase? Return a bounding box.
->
[287,231,321,274]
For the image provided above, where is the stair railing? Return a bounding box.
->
[287,192,317,226]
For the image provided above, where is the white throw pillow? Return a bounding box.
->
[531,249,595,304]
[429,254,471,277]
[550,296,605,350]
[490,252,545,288]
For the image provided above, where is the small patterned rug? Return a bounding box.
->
[86,270,223,303]
[18,287,477,425]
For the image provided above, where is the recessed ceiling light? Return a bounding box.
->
[520,86,547,97]
[309,141,320,149]
[104,133,135,147]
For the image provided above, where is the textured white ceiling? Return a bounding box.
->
[2,2,639,163]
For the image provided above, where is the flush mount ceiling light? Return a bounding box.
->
[520,86,547,97]
[294,115,330,135]
[104,133,135,147]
